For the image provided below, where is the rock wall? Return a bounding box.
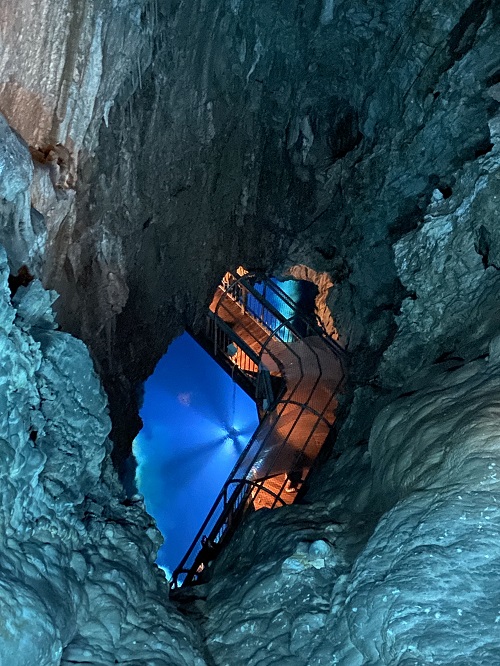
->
[0,0,155,153]
[201,345,500,664]
[0,0,161,468]
[45,0,321,469]
[28,0,500,469]
[0,250,207,664]
[1,0,500,663]
[192,2,500,664]
[3,0,498,468]
[0,123,206,664]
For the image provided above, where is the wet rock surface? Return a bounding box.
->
[201,346,500,665]
[1,0,500,663]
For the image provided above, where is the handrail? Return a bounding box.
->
[204,309,277,409]
[221,272,346,357]
[170,396,340,588]
[170,271,346,589]
[227,478,288,506]
[219,275,304,343]
[173,481,252,586]
[265,392,338,509]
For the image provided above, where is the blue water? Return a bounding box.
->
[134,332,259,578]
[134,278,316,578]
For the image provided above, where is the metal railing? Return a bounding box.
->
[170,272,346,589]
[221,272,337,345]
[190,309,278,408]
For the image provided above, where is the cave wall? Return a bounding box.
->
[4,0,499,464]
[0,0,156,152]
[64,0,500,467]
[2,0,325,467]
[201,343,500,664]
[47,0,324,467]
[0,121,206,664]
[1,0,500,664]
[193,3,500,663]
[197,112,500,664]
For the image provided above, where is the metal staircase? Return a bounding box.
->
[171,271,346,588]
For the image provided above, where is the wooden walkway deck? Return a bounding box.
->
[171,274,345,588]
[212,286,342,509]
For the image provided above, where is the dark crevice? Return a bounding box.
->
[315,245,337,261]
[398,389,418,399]
[438,184,453,199]
[485,96,500,119]
[448,0,491,63]
[451,127,493,171]
[486,69,500,87]
[433,351,465,364]
[388,204,424,241]
[474,141,494,158]
[326,99,364,162]
[8,265,34,297]
[428,174,454,199]
[391,279,415,316]
[367,302,400,322]
[475,224,500,270]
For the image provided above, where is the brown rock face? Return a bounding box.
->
[286,264,337,338]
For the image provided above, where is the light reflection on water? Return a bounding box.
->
[133,332,259,577]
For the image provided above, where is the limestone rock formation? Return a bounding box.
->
[0,123,205,663]
[201,344,500,664]
[1,0,500,664]
[0,241,207,664]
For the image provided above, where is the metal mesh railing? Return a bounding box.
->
[221,272,336,345]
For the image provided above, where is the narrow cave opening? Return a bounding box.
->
[134,269,344,585]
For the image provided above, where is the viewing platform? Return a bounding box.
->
[171,270,346,588]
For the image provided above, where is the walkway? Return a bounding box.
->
[171,271,346,588]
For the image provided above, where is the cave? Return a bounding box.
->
[0,0,500,664]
